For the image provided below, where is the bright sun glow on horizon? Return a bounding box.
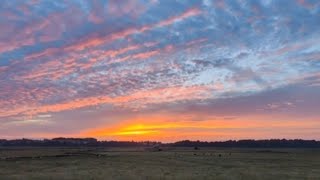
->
[0,0,319,141]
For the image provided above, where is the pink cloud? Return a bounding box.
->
[88,0,105,24]
[0,84,212,118]
[155,8,201,27]
[107,0,146,18]
[213,0,225,9]
[65,7,201,51]
[297,0,319,9]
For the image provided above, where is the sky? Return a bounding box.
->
[0,0,319,142]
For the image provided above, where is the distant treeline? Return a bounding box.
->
[170,140,320,148]
[0,138,320,148]
[0,138,160,147]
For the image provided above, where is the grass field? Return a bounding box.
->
[0,147,319,179]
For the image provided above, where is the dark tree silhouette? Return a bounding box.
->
[0,138,319,148]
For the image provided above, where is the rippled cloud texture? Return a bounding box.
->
[0,0,319,141]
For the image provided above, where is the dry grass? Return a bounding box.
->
[0,147,319,180]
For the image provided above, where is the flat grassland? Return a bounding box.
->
[0,147,319,180]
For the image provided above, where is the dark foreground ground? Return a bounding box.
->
[0,147,319,180]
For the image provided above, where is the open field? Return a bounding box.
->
[0,147,320,180]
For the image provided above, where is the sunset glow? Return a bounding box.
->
[0,0,319,141]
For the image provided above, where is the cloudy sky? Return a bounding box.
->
[0,0,319,142]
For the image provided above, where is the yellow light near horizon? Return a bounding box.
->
[114,130,158,136]
[80,114,320,142]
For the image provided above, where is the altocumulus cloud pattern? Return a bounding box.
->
[0,0,319,141]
